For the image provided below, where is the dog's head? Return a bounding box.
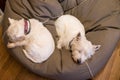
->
[7,18,25,43]
[70,33,101,64]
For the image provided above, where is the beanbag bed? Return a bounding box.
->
[2,0,120,80]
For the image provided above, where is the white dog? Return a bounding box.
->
[55,15,101,64]
[7,18,55,63]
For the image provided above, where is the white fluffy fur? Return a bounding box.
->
[55,15,101,63]
[7,18,55,63]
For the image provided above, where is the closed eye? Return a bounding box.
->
[78,50,82,53]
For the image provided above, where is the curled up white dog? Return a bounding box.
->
[55,15,101,64]
[6,18,55,63]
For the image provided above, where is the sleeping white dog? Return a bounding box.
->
[55,15,101,64]
[7,18,55,63]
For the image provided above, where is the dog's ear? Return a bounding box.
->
[8,18,15,24]
[93,45,101,51]
[76,32,81,41]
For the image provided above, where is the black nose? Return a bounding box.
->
[77,59,81,64]
[69,49,72,52]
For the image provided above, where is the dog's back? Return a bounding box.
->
[55,15,85,37]
[23,19,55,63]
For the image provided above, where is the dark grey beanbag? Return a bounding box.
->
[2,0,120,80]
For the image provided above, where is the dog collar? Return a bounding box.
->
[24,19,31,35]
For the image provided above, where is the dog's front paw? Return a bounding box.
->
[57,42,62,49]
[57,44,62,49]
[7,42,16,48]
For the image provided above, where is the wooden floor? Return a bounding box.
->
[0,26,120,80]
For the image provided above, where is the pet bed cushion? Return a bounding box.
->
[2,0,120,80]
